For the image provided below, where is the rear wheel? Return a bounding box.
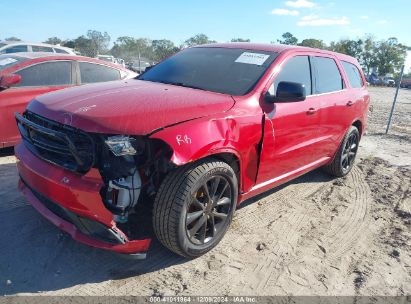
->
[323,126,360,177]
[153,160,238,258]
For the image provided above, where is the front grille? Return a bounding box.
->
[16,111,95,173]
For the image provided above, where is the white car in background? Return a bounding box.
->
[97,55,126,68]
[97,54,116,63]
[0,41,76,55]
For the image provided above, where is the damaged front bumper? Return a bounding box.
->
[15,143,151,257]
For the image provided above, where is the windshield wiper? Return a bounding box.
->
[156,80,206,91]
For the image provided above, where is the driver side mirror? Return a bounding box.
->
[264,81,306,103]
[0,74,21,89]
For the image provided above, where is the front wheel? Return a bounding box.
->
[323,126,360,177]
[153,160,238,258]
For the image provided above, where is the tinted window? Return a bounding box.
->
[271,55,312,95]
[15,61,72,86]
[313,57,343,93]
[342,61,363,88]
[31,45,53,52]
[139,47,278,96]
[79,62,121,83]
[2,45,28,54]
[54,48,69,54]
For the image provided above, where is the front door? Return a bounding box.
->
[256,55,321,185]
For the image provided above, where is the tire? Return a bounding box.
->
[323,126,360,177]
[153,159,238,258]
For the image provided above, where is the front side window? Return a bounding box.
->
[31,45,54,53]
[341,61,363,88]
[79,62,121,83]
[313,56,344,94]
[138,47,278,96]
[15,61,72,86]
[2,45,28,54]
[270,55,312,96]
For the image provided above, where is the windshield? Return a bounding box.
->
[138,47,278,95]
[0,43,6,48]
[0,55,28,72]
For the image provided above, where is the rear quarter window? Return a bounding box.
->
[54,48,69,54]
[31,46,54,53]
[341,61,363,88]
[313,56,344,94]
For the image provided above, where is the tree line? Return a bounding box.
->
[2,31,409,77]
[276,32,409,77]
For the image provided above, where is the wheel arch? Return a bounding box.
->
[352,119,363,137]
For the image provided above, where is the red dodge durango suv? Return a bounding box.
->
[15,43,369,258]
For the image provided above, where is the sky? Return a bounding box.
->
[1,0,410,71]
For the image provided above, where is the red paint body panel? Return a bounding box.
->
[14,44,370,255]
[0,54,134,148]
[15,143,151,254]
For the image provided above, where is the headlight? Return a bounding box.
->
[105,135,137,156]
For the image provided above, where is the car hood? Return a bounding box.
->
[27,79,235,135]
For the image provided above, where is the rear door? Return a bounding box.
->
[340,60,368,135]
[0,60,74,147]
[257,54,321,184]
[310,55,350,157]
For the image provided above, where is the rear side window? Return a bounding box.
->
[54,48,69,54]
[15,61,72,86]
[79,62,121,84]
[271,55,312,95]
[341,61,363,88]
[31,45,53,53]
[313,57,344,94]
[2,45,28,54]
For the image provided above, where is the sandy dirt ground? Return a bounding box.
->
[0,87,410,296]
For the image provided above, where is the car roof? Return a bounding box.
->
[0,41,65,47]
[0,52,74,59]
[0,52,131,72]
[195,43,360,65]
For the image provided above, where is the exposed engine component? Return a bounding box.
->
[105,169,141,223]
[98,135,174,225]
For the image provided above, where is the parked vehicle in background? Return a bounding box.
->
[400,78,411,88]
[14,43,369,258]
[126,57,154,73]
[382,74,396,87]
[0,41,75,55]
[383,76,395,87]
[368,72,382,86]
[97,55,116,63]
[116,58,126,68]
[0,52,137,148]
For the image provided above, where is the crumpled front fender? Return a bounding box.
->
[149,113,263,194]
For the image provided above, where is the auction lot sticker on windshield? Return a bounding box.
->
[235,52,269,65]
[0,58,17,66]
